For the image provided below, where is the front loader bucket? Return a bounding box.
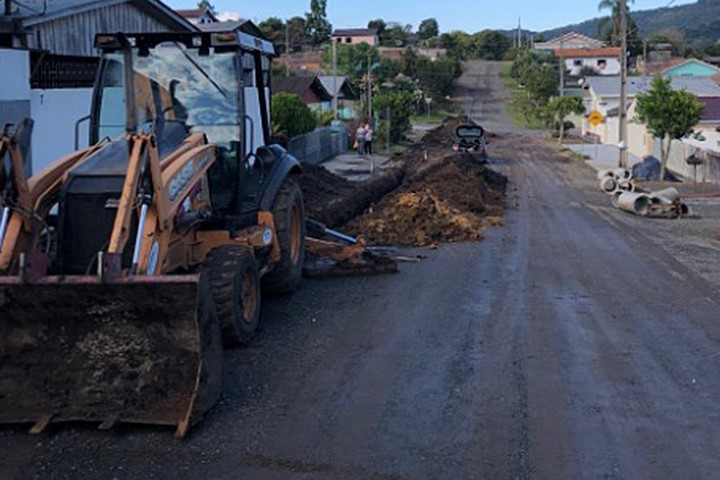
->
[0,274,222,437]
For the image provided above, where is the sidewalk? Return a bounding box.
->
[566,143,641,172]
[321,152,392,182]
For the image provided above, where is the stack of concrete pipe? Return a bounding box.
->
[611,187,690,218]
[598,168,635,194]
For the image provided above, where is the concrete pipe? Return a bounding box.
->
[601,177,618,194]
[618,179,634,192]
[617,192,651,216]
[651,187,680,204]
[614,168,632,180]
[597,169,614,180]
[611,190,623,209]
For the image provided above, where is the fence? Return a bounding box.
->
[288,125,349,165]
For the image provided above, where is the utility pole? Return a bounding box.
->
[332,40,338,121]
[559,37,565,96]
[285,24,290,77]
[367,51,372,121]
[618,0,628,168]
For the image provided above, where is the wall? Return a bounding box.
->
[0,49,31,173]
[30,88,93,174]
[565,57,621,76]
[20,3,189,57]
[288,125,349,165]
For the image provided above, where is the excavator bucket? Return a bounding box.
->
[0,274,222,437]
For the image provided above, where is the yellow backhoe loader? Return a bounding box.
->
[0,31,311,437]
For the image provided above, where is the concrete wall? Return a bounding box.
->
[289,125,349,165]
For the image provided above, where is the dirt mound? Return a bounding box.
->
[346,155,507,246]
[299,164,357,220]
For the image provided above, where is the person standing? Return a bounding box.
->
[355,123,367,156]
[364,123,374,156]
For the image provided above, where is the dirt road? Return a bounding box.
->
[3,62,720,479]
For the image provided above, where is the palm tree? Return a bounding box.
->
[597,0,635,46]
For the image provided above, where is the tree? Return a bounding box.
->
[474,30,512,60]
[545,96,585,143]
[382,22,409,47]
[373,90,415,141]
[634,76,704,180]
[418,18,439,41]
[286,16,310,50]
[271,93,317,138]
[597,0,642,57]
[259,17,285,47]
[197,0,216,14]
[306,0,332,47]
[368,19,387,37]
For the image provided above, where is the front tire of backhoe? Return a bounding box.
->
[262,176,306,295]
[204,246,261,346]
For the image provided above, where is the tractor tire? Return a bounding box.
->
[204,245,261,346]
[262,176,306,295]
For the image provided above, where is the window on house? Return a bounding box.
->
[345,38,352,43]
[574,60,583,67]
[597,59,607,69]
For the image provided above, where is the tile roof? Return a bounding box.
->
[554,47,621,58]
[332,28,378,37]
[585,75,720,98]
[271,76,332,102]
[698,97,720,122]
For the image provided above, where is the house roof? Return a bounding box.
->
[318,76,355,98]
[0,0,195,30]
[698,97,720,123]
[554,47,621,59]
[332,28,378,37]
[176,8,216,20]
[271,76,332,102]
[585,75,720,98]
[642,57,686,75]
[198,19,264,39]
[546,32,604,45]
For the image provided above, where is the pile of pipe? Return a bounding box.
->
[598,168,635,194]
[611,187,690,218]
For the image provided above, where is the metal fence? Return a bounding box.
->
[288,125,349,165]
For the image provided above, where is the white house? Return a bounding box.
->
[582,76,720,145]
[534,32,605,51]
[555,47,622,76]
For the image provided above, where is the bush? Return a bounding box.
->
[374,90,415,142]
[271,93,316,138]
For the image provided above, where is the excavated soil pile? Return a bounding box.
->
[345,155,507,246]
[299,164,357,220]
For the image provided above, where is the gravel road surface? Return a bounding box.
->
[2,61,720,480]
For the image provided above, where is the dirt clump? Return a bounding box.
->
[299,164,357,221]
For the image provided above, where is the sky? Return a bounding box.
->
[167,0,697,33]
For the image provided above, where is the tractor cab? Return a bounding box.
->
[90,31,279,215]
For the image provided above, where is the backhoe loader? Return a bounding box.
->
[0,31,308,437]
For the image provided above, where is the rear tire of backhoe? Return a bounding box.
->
[204,246,261,347]
[262,176,306,295]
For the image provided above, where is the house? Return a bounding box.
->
[0,0,195,56]
[555,47,622,76]
[378,46,447,62]
[582,76,720,145]
[177,7,218,25]
[0,0,195,174]
[534,32,604,51]
[318,76,357,119]
[628,95,720,181]
[198,19,266,39]
[275,51,325,75]
[332,28,379,47]
[638,58,720,78]
[271,76,332,111]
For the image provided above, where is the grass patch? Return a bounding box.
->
[500,64,546,130]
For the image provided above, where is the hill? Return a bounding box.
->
[540,0,720,51]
